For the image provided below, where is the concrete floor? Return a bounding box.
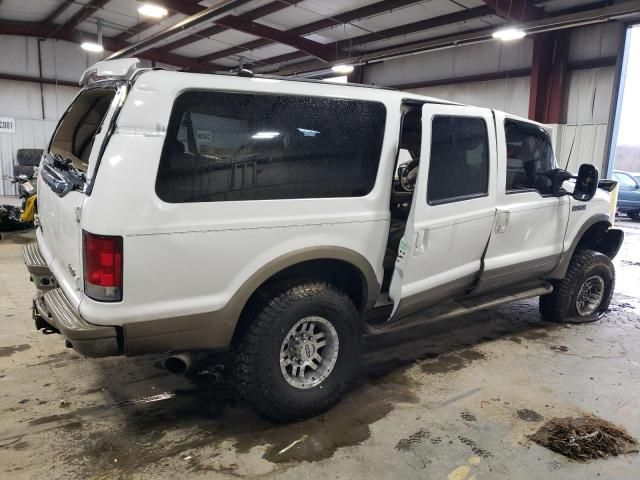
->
[1,220,639,479]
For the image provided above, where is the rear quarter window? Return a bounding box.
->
[156,91,386,203]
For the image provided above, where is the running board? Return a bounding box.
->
[365,281,553,335]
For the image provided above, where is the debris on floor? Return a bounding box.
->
[530,415,639,462]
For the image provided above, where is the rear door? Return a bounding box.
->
[474,113,570,294]
[38,84,126,308]
[388,104,497,319]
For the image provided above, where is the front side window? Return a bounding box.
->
[156,91,386,203]
[427,116,489,204]
[504,120,556,195]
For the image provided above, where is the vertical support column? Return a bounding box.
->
[528,31,569,123]
[347,65,364,84]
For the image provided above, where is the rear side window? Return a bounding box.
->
[504,119,555,194]
[427,116,489,204]
[156,91,386,203]
[49,88,116,172]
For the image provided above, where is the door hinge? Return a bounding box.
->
[74,207,81,223]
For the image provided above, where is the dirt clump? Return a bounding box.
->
[530,415,638,462]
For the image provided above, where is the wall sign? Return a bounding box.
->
[0,117,16,133]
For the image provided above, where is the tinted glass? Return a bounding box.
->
[505,120,555,194]
[427,116,489,204]
[156,91,386,203]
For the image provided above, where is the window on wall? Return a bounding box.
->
[504,119,556,194]
[427,116,489,204]
[155,91,386,203]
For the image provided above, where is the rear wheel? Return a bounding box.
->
[236,281,360,422]
[539,249,614,323]
[628,211,640,221]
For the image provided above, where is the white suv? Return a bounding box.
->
[24,59,623,421]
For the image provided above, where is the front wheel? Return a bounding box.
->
[235,281,361,422]
[539,250,614,323]
[628,211,640,221]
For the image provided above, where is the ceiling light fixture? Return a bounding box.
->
[252,131,280,140]
[81,42,104,53]
[492,27,526,41]
[331,64,354,74]
[138,3,169,18]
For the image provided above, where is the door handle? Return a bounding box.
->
[414,229,426,255]
[495,210,510,234]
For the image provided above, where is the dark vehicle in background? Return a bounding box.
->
[613,170,640,221]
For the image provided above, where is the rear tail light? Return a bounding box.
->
[83,231,123,302]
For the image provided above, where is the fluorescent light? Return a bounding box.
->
[323,75,348,83]
[331,64,354,74]
[81,42,104,53]
[252,131,280,139]
[492,28,526,41]
[251,78,282,83]
[138,3,168,18]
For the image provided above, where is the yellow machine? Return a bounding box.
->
[20,195,37,223]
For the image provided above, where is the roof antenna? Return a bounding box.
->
[234,56,253,77]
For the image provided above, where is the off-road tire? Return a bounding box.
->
[235,281,361,422]
[16,149,43,167]
[539,249,614,323]
[628,211,640,222]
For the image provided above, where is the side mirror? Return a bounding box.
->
[548,168,573,196]
[573,164,599,202]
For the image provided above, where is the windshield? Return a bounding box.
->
[49,87,116,172]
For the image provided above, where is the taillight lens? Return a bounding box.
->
[83,231,123,302]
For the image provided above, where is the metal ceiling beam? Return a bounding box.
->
[481,0,544,22]
[157,1,299,54]
[243,6,494,71]
[106,0,254,59]
[0,20,227,71]
[51,0,111,37]
[196,0,423,63]
[43,1,74,24]
[214,15,337,62]
[271,0,640,76]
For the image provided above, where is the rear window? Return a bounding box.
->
[49,88,116,172]
[156,91,386,203]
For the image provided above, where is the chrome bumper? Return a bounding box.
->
[24,242,121,358]
[22,242,57,291]
[34,289,122,358]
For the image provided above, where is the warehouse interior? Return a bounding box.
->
[1,0,640,478]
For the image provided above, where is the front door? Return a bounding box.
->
[475,113,570,294]
[388,104,497,319]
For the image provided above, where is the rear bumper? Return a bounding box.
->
[34,289,122,358]
[22,242,58,291]
[24,242,122,358]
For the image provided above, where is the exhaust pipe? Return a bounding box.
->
[164,352,192,375]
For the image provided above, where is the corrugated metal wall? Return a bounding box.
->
[363,23,623,175]
[409,76,531,118]
[0,36,82,196]
[0,119,57,195]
